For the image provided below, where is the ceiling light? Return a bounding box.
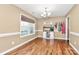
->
[41,7,51,18]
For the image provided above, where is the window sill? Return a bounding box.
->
[20,33,35,38]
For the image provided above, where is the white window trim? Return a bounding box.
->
[20,33,35,38]
[20,23,35,38]
[20,14,36,38]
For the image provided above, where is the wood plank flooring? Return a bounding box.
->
[6,38,78,55]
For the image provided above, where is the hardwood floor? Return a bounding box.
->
[6,38,78,55]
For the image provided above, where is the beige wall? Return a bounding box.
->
[37,17,65,39]
[0,5,20,33]
[0,5,37,53]
[67,5,79,32]
[20,8,38,36]
[0,35,20,53]
[67,5,79,52]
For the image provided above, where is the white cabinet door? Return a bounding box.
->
[50,32,54,39]
[43,32,46,39]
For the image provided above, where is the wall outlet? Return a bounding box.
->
[11,41,15,45]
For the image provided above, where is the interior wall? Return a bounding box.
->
[0,5,20,33]
[20,6,37,43]
[0,4,37,53]
[67,4,79,52]
[37,17,65,39]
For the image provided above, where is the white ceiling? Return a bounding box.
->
[15,4,74,18]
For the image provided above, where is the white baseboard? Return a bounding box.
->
[0,36,37,55]
[69,43,79,54]
[37,36,65,40]
[55,37,65,40]
[36,30,43,32]
[0,36,66,55]
[37,36,42,38]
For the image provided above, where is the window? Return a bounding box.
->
[20,15,35,37]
